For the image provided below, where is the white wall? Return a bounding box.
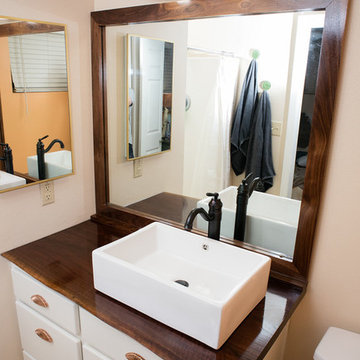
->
[106,21,188,206]
[0,0,95,358]
[284,0,360,358]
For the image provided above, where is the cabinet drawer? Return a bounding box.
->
[80,308,163,360]
[16,301,82,360]
[23,351,37,360]
[83,344,111,360]
[11,266,80,335]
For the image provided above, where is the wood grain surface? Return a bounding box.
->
[2,220,304,360]
[0,22,64,37]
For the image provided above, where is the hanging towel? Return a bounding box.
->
[245,91,275,191]
[230,59,258,175]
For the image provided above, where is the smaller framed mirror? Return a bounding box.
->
[126,34,174,160]
[0,16,73,193]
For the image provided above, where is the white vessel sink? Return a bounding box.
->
[93,222,271,349]
[0,170,26,191]
[197,186,301,258]
[27,150,72,179]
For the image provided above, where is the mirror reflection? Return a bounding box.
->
[0,17,72,191]
[127,35,174,160]
[106,12,324,259]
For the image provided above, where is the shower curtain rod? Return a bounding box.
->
[187,46,243,59]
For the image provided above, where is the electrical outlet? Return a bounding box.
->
[271,122,282,137]
[133,159,143,178]
[40,181,55,205]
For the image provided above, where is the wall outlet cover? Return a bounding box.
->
[272,122,282,137]
[133,159,143,178]
[40,181,55,205]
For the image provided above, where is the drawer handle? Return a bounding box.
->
[30,295,49,308]
[35,328,53,343]
[125,353,145,360]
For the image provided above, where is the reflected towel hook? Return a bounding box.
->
[185,95,191,111]
[250,49,260,59]
[260,80,271,91]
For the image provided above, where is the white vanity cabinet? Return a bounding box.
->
[83,344,112,360]
[16,300,82,360]
[80,308,163,360]
[11,266,163,360]
[12,266,80,335]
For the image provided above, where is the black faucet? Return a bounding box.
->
[0,143,14,174]
[37,135,64,180]
[184,192,222,240]
[233,173,261,242]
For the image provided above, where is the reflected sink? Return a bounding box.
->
[0,170,26,190]
[197,186,301,257]
[92,222,271,349]
[27,150,72,179]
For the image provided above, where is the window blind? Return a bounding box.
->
[8,31,68,93]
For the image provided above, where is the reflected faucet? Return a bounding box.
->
[185,192,222,240]
[37,135,64,180]
[0,143,14,174]
[234,173,261,242]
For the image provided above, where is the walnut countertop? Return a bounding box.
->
[2,219,304,360]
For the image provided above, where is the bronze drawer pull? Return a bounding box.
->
[30,295,49,308]
[35,328,53,343]
[125,353,145,360]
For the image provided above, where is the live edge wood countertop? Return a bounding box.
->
[2,220,305,360]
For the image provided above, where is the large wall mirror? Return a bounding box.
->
[91,0,349,285]
[0,16,73,193]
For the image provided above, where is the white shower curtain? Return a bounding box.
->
[183,54,241,199]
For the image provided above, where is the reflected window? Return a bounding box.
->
[8,31,68,93]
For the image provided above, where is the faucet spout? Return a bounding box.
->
[44,139,65,153]
[184,192,222,240]
[184,208,213,231]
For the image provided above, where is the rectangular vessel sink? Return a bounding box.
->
[0,170,26,191]
[93,222,271,349]
[197,186,301,257]
[27,150,72,179]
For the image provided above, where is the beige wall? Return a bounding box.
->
[0,0,95,359]
[284,0,360,358]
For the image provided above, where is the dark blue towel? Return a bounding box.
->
[245,91,275,191]
[230,59,258,175]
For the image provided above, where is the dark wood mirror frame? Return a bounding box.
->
[91,0,349,287]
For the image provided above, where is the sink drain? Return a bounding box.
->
[174,279,189,287]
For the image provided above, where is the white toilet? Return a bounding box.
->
[314,327,360,360]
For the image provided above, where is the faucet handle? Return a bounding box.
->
[242,173,253,186]
[206,192,219,200]
[0,143,11,151]
[38,135,49,142]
